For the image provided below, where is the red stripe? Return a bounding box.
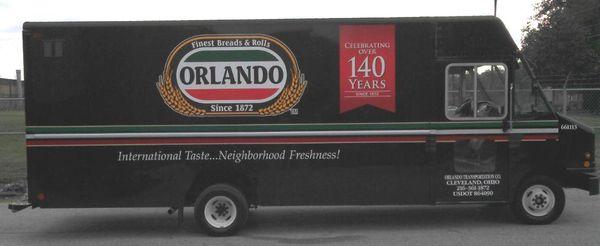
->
[27,136,427,147]
[522,134,558,141]
[185,88,279,100]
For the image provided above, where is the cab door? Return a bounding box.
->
[434,137,509,203]
[434,63,510,204]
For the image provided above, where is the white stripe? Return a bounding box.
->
[27,140,429,147]
[26,128,558,140]
[510,128,558,134]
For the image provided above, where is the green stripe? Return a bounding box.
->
[429,121,501,129]
[185,50,277,62]
[26,121,558,134]
[513,121,558,128]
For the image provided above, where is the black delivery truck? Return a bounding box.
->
[13,16,599,235]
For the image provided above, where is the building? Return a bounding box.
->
[0,78,23,98]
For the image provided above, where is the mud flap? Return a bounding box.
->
[8,203,31,213]
[590,176,599,195]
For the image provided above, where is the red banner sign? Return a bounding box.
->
[339,25,396,113]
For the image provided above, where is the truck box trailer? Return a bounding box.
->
[13,16,599,235]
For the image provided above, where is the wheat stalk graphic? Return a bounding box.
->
[156,75,206,117]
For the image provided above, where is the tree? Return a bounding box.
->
[521,0,600,75]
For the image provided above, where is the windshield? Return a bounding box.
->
[513,57,555,120]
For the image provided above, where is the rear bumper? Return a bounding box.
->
[567,167,600,195]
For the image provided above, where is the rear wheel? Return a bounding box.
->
[511,175,565,224]
[194,184,248,236]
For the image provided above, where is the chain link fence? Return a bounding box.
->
[539,73,600,128]
[541,88,600,115]
[0,98,24,112]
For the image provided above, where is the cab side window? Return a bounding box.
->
[446,64,508,120]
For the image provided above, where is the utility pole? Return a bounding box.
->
[494,0,498,16]
[16,70,23,98]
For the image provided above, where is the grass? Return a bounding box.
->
[0,134,26,184]
[0,111,26,184]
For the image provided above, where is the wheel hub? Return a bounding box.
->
[521,184,555,217]
[215,202,229,217]
[204,196,237,228]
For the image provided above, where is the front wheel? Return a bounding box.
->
[194,184,248,236]
[511,175,565,224]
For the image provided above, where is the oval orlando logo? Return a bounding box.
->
[157,34,307,117]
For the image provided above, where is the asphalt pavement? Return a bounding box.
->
[1,189,599,246]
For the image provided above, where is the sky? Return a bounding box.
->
[0,0,539,79]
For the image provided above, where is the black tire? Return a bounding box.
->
[510,175,565,225]
[194,184,249,236]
